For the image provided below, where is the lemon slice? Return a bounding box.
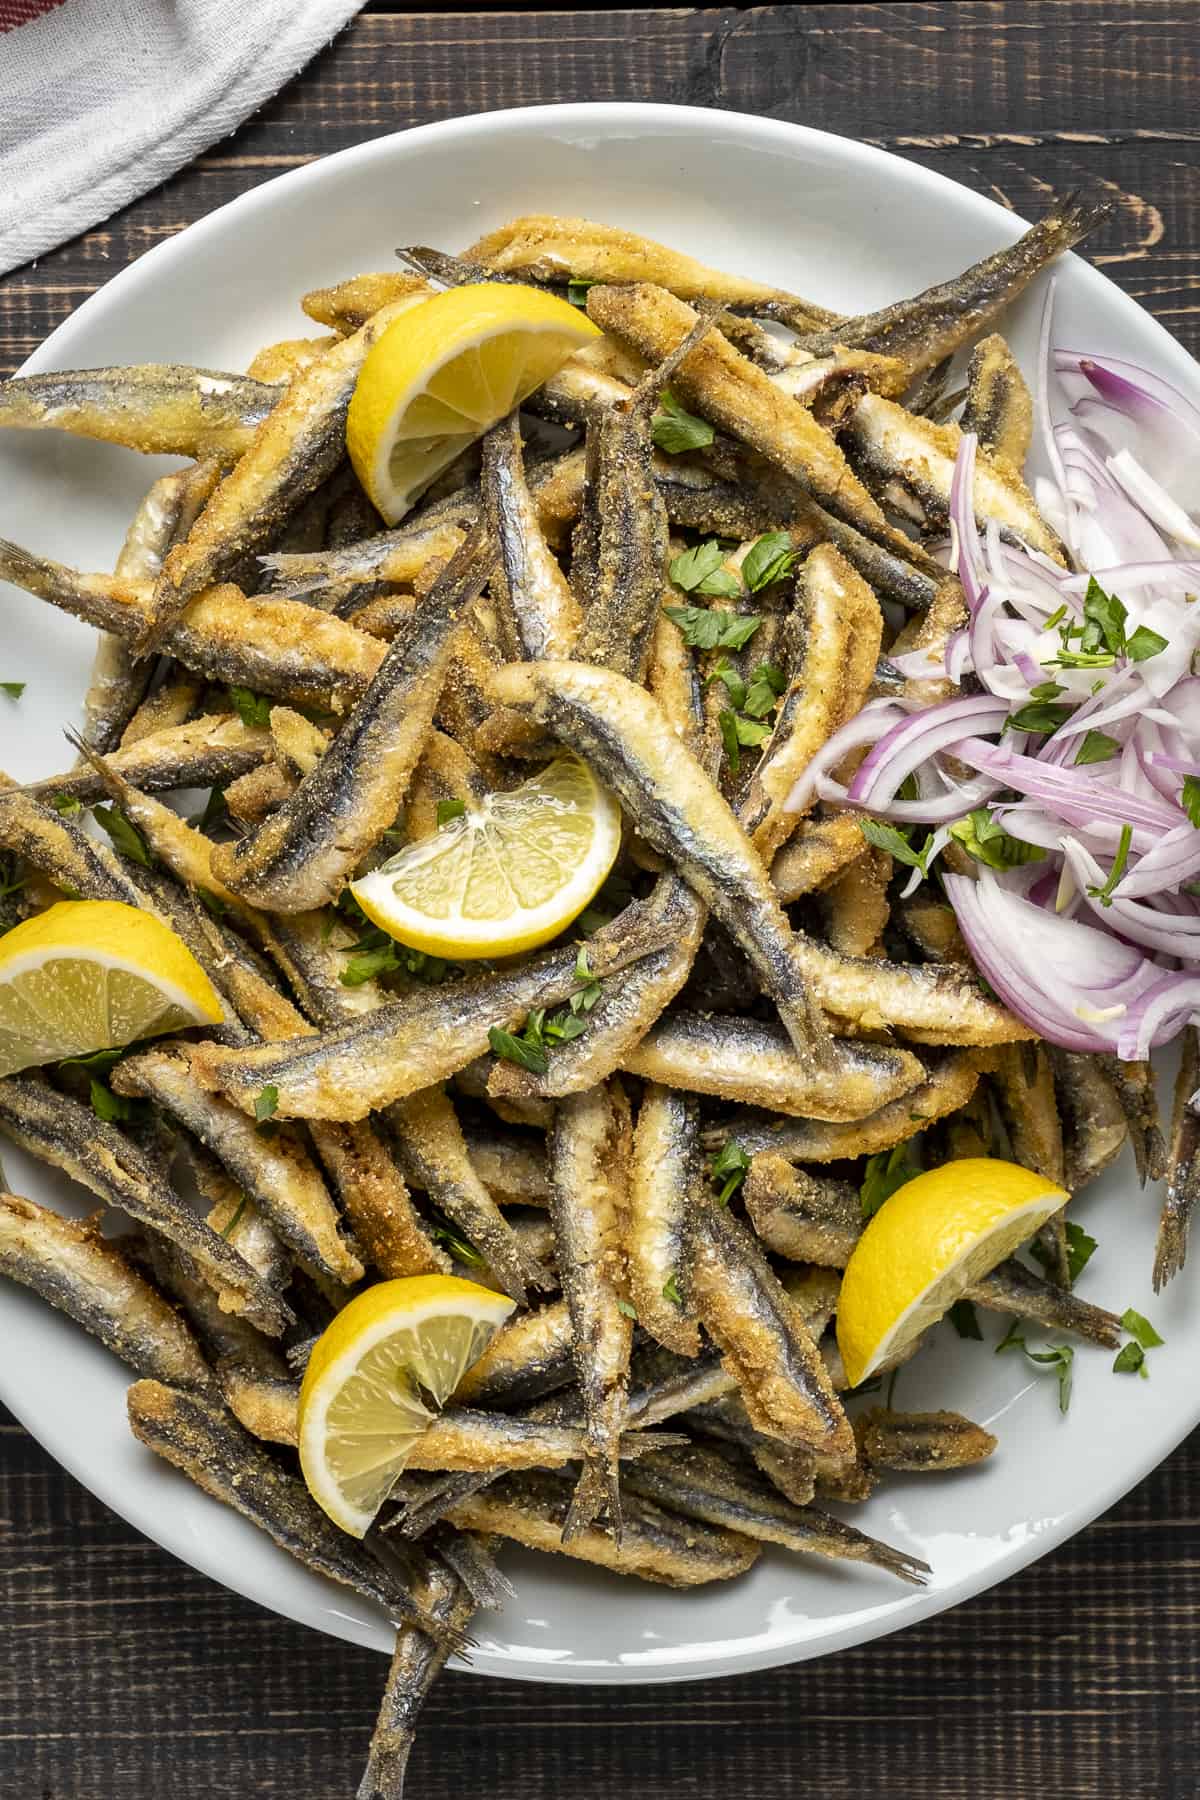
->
[297,1273,515,1536]
[0,899,224,1078]
[836,1157,1068,1388]
[350,753,621,960]
[347,281,600,523]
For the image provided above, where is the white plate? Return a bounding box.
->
[0,102,1193,1686]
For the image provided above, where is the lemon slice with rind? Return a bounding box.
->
[346,281,600,523]
[836,1157,1069,1387]
[0,899,224,1078]
[297,1274,515,1536]
[350,753,621,960]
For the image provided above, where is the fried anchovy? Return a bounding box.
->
[0,365,277,457]
[260,907,392,1030]
[796,193,1109,376]
[740,544,883,857]
[856,1407,997,1474]
[391,1085,549,1304]
[846,392,1064,559]
[1049,1048,1128,1192]
[314,1116,447,1281]
[111,1047,362,1287]
[684,1392,822,1508]
[820,847,891,957]
[1097,1055,1168,1186]
[444,1467,758,1586]
[586,282,911,552]
[1155,1026,1200,1290]
[0,787,146,906]
[146,299,424,652]
[895,892,970,965]
[691,1198,852,1456]
[960,333,1033,464]
[246,334,337,382]
[550,1082,634,1540]
[29,713,271,806]
[126,1381,461,1643]
[770,812,867,904]
[992,1043,1068,1283]
[356,1550,478,1800]
[465,213,836,327]
[0,1074,288,1331]
[451,1298,574,1409]
[183,1138,292,1296]
[301,270,430,333]
[461,1124,550,1207]
[621,1443,928,1585]
[0,1193,213,1391]
[624,1084,701,1358]
[189,899,674,1119]
[210,527,493,911]
[0,538,386,713]
[481,414,580,659]
[744,1152,1121,1346]
[260,494,476,600]
[119,667,206,747]
[80,467,200,755]
[620,1011,924,1121]
[488,660,832,1069]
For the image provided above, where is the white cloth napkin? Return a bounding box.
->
[0,0,364,276]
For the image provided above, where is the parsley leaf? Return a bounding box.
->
[668,541,741,598]
[996,1323,1074,1412]
[1074,729,1120,766]
[254,1085,279,1123]
[58,1047,124,1079]
[430,1218,487,1267]
[616,1298,638,1320]
[89,1078,134,1124]
[860,1142,920,1218]
[436,798,466,827]
[341,944,399,986]
[227,686,273,728]
[1081,576,1128,656]
[662,1272,684,1307]
[1112,1340,1146,1376]
[731,713,772,748]
[707,658,746,708]
[1126,625,1169,663]
[93,804,153,868]
[743,663,786,718]
[651,389,714,454]
[663,604,762,652]
[1120,1306,1164,1350]
[1,681,25,699]
[1088,823,1132,907]
[718,708,741,774]
[948,1299,983,1340]
[949,808,1045,871]
[218,1197,248,1240]
[742,531,798,593]
[859,818,930,878]
[50,793,83,816]
[1182,775,1200,828]
[1031,1219,1097,1285]
[1009,698,1074,735]
[567,277,599,307]
[488,1024,549,1075]
[708,1138,750,1205]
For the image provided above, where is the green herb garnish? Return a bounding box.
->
[488,1024,549,1075]
[662,1272,684,1307]
[860,1142,920,1219]
[742,531,798,593]
[664,602,762,650]
[50,793,83,816]
[1031,1219,1097,1285]
[948,1299,983,1340]
[436,798,466,827]
[1088,823,1133,906]
[254,1084,279,1123]
[651,389,714,454]
[668,541,742,600]
[949,808,1045,871]
[1182,775,1200,828]
[227,686,273,728]
[1074,729,1120,766]
[0,681,25,699]
[92,804,153,868]
[1125,625,1169,663]
[996,1322,1074,1413]
[1009,698,1074,735]
[708,1138,750,1205]
[859,818,932,881]
[743,662,786,718]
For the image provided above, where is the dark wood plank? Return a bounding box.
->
[2,6,1198,1797]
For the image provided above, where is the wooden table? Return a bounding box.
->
[2,6,1198,1795]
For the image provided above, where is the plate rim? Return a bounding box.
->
[3,98,1196,1686]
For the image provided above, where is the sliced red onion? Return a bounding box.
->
[950,737,1183,834]
[1061,838,1200,960]
[1150,749,1200,779]
[1115,822,1200,897]
[1056,424,1170,567]
[949,432,987,610]
[848,695,1010,809]
[1118,973,1200,1061]
[782,699,907,814]
[1061,558,1200,592]
[1106,448,1200,550]
[1055,349,1200,490]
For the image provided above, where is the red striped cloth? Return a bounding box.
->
[0,0,65,29]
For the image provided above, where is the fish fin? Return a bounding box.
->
[562,1454,623,1546]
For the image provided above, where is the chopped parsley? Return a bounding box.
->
[1,681,25,699]
[487,955,603,1073]
[254,1084,279,1123]
[218,1197,248,1241]
[1088,823,1132,907]
[1111,1309,1162,1378]
[1182,775,1200,828]
[430,1219,486,1268]
[1074,729,1120,766]
[616,1298,638,1320]
[667,541,741,600]
[949,808,1045,871]
[708,1137,750,1205]
[859,818,933,881]
[50,793,83,816]
[1009,697,1074,736]
[488,1024,549,1075]
[662,1271,684,1307]
[227,686,273,728]
[1031,1219,1097,1286]
[742,531,799,593]
[996,1321,1074,1413]
[664,601,762,650]
[860,1142,920,1218]
[190,784,228,833]
[651,389,714,455]
[436,798,466,827]
[92,804,153,868]
[1126,624,1169,663]
[743,662,786,718]
[88,1078,135,1125]
[567,277,599,307]
[947,1299,983,1340]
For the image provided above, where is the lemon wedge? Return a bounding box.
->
[350,753,621,960]
[297,1273,514,1536]
[836,1157,1068,1388]
[0,899,224,1078]
[346,281,600,523]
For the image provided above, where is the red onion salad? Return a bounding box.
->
[785,286,1200,1061]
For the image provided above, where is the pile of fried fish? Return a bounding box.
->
[1,199,1192,1797]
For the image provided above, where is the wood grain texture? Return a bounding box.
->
[2,5,1198,1797]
